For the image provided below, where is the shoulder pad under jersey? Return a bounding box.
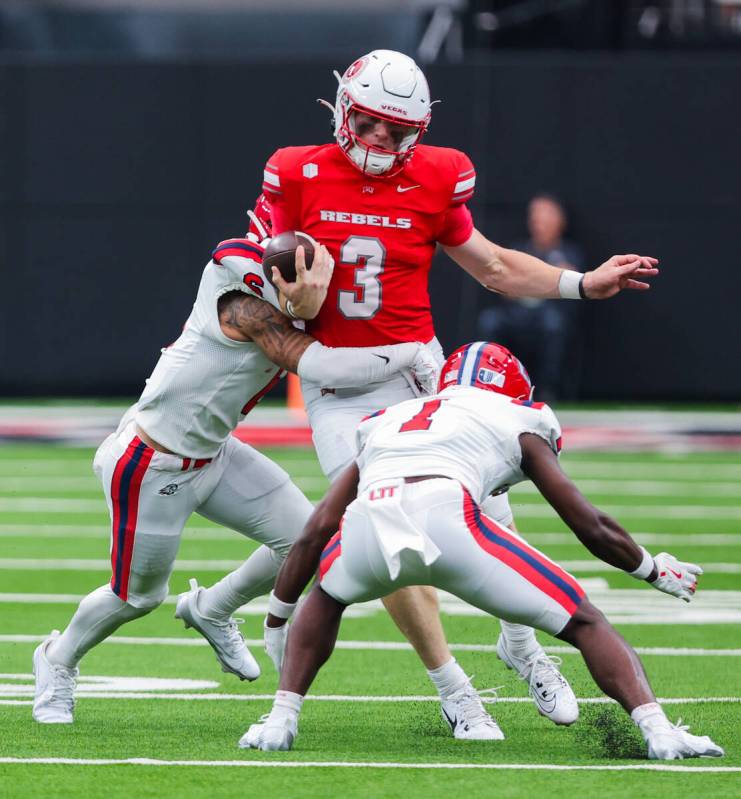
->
[510,399,562,455]
[211,237,281,311]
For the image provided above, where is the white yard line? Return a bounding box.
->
[2,498,739,518]
[2,476,739,497]
[0,756,737,772]
[0,525,738,547]
[0,524,232,539]
[2,459,740,480]
[3,587,741,624]
[0,686,738,704]
[1,558,740,574]
[1,634,740,657]
[560,463,741,480]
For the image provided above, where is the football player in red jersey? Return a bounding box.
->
[249,49,659,740]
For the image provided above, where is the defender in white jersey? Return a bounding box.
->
[242,343,723,760]
[32,235,438,725]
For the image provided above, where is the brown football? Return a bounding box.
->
[262,231,315,286]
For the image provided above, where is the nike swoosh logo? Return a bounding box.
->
[441,707,458,732]
[534,692,557,713]
[396,184,420,193]
[373,353,390,364]
[668,568,683,579]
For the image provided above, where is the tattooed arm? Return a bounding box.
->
[217,292,438,390]
[219,291,314,372]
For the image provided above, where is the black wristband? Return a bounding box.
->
[578,274,588,299]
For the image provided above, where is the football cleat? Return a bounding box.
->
[32,630,78,724]
[497,635,578,725]
[441,684,505,741]
[238,713,297,751]
[641,716,725,760]
[175,578,260,681]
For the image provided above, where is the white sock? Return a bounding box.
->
[499,620,541,661]
[269,690,304,722]
[631,702,669,737]
[198,546,281,620]
[427,657,469,700]
[47,585,150,669]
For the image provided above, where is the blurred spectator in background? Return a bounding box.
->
[477,193,585,402]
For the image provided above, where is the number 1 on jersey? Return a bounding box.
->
[399,399,445,432]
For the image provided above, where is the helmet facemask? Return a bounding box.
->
[337,100,427,177]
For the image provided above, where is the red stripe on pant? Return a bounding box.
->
[463,492,583,615]
[319,529,342,580]
[109,437,154,602]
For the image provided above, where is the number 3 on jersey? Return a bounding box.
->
[338,236,386,319]
[399,399,445,432]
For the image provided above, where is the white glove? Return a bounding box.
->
[410,343,441,396]
[649,552,702,602]
[264,619,288,674]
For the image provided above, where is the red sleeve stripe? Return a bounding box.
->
[458,168,475,178]
[452,190,475,203]
[212,239,264,263]
[261,183,282,196]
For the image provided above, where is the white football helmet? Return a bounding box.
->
[329,50,432,177]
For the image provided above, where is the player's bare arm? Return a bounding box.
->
[519,433,702,601]
[442,228,659,300]
[266,462,360,629]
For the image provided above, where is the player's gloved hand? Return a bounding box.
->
[264,618,289,674]
[410,343,441,395]
[274,242,334,320]
[649,552,702,602]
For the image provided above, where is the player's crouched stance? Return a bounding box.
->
[32,235,439,724]
[241,343,724,760]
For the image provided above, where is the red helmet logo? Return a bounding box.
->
[345,58,367,79]
[438,342,533,400]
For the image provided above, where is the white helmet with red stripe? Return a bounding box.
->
[331,50,431,177]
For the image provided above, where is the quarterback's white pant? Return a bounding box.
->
[319,479,585,636]
[94,420,312,608]
[301,337,513,526]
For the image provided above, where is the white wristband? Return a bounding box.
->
[628,546,655,580]
[558,269,585,299]
[267,590,297,620]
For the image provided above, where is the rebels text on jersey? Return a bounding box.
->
[260,143,476,348]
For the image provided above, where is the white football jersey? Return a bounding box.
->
[135,239,285,458]
[356,385,562,503]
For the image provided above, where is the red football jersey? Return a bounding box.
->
[259,143,476,347]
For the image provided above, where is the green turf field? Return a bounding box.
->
[0,443,739,798]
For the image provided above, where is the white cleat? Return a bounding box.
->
[238,714,297,751]
[32,630,78,724]
[175,578,260,681]
[441,684,505,741]
[643,717,725,760]
[497,635,578,726]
